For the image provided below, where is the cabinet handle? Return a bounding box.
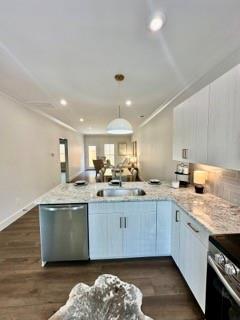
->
[175,210,180,222]
[120,217,122,229]
[187,222,199,233]
[124,217,127,228]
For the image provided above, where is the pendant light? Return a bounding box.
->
[107,106,133,134]
[106,74,133,135]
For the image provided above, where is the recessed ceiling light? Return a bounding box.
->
[60,99,67,106]
[126,100,132,106]
[149,14,165,32]
[80,118,84,122]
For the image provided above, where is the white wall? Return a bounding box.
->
[0,93,84,230]
[84,134,132,169]
[134,106,177,181]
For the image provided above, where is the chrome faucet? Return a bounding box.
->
[119,168,122,187]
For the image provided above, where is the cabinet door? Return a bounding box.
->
[179,220,192,278]
[179,221,207,312]
[189,231,208,312]
[156,201,172,256]
[173,102,185,161]
[173,100,191,161]
[208,65,240,170]
[187,86,209,164]
[123,202,156,258]
[171,206,181,265]
[89,213,123,259]
[173,86,209,164]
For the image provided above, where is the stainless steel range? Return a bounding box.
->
[206,234,240,320]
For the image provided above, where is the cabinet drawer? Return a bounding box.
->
[122,201,156,214]
[180,210,210,248]
[89,202,124,214]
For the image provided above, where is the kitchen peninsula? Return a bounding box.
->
[38,181,240,234]
[38,181,240,312]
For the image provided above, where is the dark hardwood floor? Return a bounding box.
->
[0,197,203,319]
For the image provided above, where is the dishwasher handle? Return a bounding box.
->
[42,205,85,211]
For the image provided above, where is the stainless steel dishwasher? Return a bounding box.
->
[39,204,89,266]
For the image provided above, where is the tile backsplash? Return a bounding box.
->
[191,164,240,206]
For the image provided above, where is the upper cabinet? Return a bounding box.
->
[173,64,240,170]
[208,66,240,170]
[173,86,209,164]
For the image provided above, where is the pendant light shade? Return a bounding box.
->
[107,117,133,134]
[107,74,133,134]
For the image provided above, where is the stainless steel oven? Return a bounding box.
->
[206,237,240,320]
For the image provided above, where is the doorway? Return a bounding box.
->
[88,145,97,169]
[59,138,69,183]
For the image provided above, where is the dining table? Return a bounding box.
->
[103,168,133,182]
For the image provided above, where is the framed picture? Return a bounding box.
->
[118,143,127,156]
[132,141,137,156]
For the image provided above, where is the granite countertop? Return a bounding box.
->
[37,181,240,235]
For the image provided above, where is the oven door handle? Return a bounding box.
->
[208,256,240,306]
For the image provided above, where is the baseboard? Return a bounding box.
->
[0,201,36,231]
[0,170,86,231]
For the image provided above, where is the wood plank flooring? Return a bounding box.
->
[0,207,203,320]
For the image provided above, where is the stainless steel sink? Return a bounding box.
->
[96,188,146,197]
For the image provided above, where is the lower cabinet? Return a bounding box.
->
[88,201,157,259]
[88,212,123,259]
[171,204,181,265]
[89,200,209,313]
[123,202,156,257]
[156,201,172,256]
[173,206,209,313]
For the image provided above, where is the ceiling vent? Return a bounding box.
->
[26,101,56,109]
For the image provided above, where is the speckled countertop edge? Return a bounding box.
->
[36,181,240,235]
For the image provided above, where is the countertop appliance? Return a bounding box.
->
[39,204,89,266]
[206,234,240,320]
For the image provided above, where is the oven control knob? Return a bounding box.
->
[225,263,237,276]
[215,253,225,265]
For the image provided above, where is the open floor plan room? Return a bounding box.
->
[1,1,240,319]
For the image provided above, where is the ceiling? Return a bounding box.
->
[0,0,240,134]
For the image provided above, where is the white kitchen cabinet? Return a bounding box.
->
[89,200,209,312]
[208,65,240,170]
[173,99,190,162]
[123,201,156,257]
[179,210,209,312]
[88,201,157,259]
[187,86,209,163]
[179,221,193,282]
[173,86,209,164]
[173,64,240,170]
[156,201,172,256]
[88,212,123,259]
[171,204,181,265]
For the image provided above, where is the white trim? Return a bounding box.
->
[0,171,84,231]
[139,46,240,128]
[0,201,36,231]
[0,42,77,133]
[29,108,77,132]
[0,89,77,133]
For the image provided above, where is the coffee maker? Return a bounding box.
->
[175,163,190,187]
